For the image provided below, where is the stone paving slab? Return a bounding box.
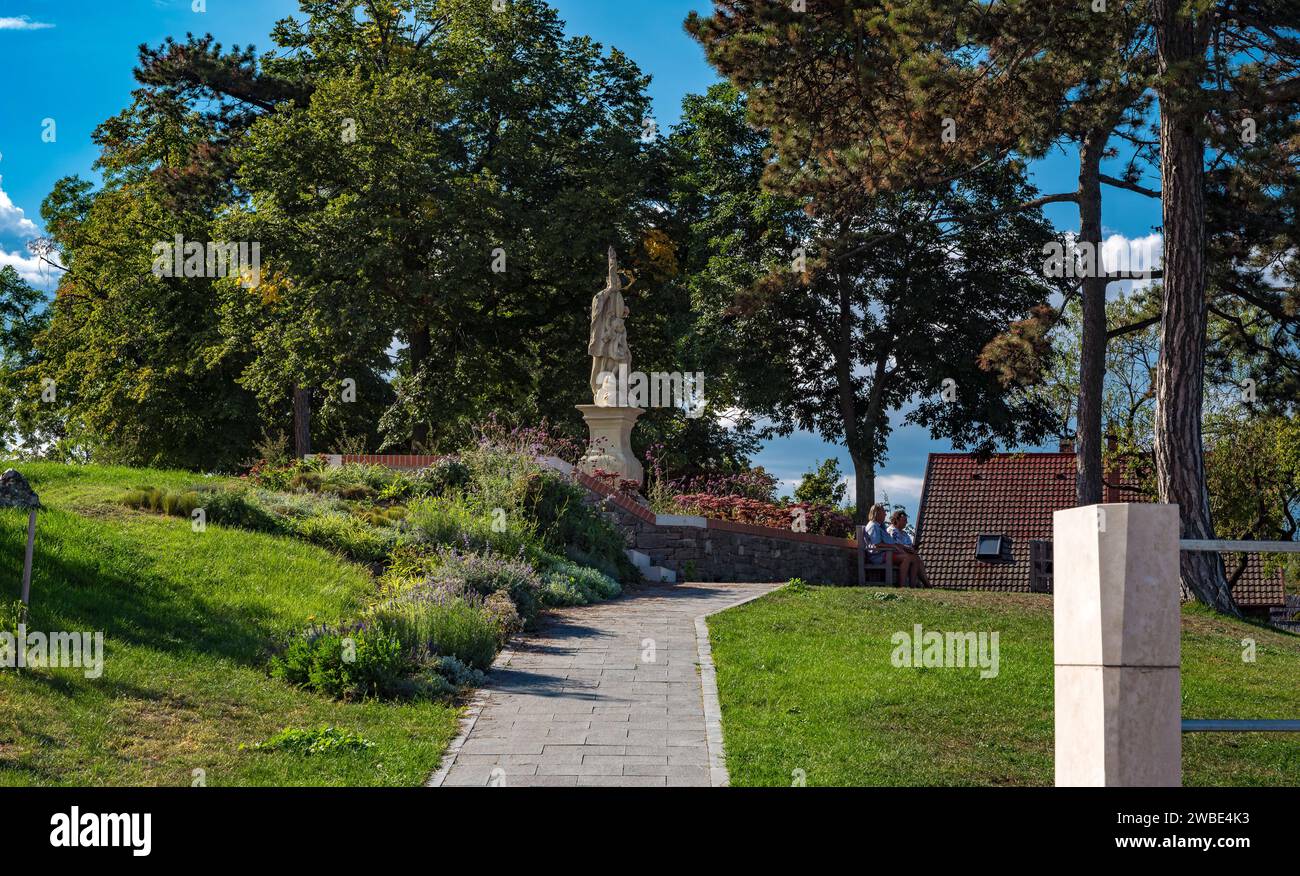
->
[429,581,779,787]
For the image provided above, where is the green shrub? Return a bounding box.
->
[270,627,417,701]
[339,463,402,492]
[411,458,471,497]
[289,471,325,492]
[523,472,636,582]
[540,577,587,607]
[430,655,486,689]
[159,489,189,518]
[378,476,414,501]
[460,444,543,518]
[334,484,375,501]
[125,486,168,512]
[121,489,150,510]
[249,488,345,520]
[540,557,621,605]
[484,590,523,637]
[419,671,456,699]
[197,487,284,533]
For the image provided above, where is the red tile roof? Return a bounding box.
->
[914,452,1286,607]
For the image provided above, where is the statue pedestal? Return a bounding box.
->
[576,405,644,487]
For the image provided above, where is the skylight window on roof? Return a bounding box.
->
[975,535,1007,561]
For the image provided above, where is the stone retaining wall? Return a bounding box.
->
[565,465,858,585]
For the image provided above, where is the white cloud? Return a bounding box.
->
[877,473,924,495]
[0,177,40,238]
[1101,231,1161,270]
[0,16,54,31]
[1100,232,1163,295]
[0,246,52,287]
[827,471,925,512]
[869,474,925,511]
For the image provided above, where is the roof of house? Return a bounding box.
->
[914,452,1286,608]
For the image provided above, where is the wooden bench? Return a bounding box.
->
[856,525,896,587]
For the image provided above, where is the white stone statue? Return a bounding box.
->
[588,246,631,402]
[577,247,644,486]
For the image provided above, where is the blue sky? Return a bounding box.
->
[1,1,1164,509]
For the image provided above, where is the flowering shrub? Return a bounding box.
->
[422,549,544,626]
[642,443,780,511]
[472,415,586,465]
[671,494,854,539]
[668,470,779,502]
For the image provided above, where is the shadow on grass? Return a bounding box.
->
[0,509,309,668]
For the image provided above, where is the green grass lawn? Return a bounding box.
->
[0,462,458,786]
[709,585,1300,787]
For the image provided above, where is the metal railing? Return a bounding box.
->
[1183,719,1300,732]
[1178,539,1300,734]
[1180,539,1300,553]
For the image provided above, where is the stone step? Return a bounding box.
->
[645,565,677,584]
[626,549,652,570]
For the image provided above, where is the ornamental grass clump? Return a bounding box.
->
[405,495,532,557]
[365,584,503,671]
[121,484,285,534]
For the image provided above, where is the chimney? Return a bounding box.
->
[1058,439,1075,454]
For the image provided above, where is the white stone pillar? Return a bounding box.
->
[1053,503,1181,787]
[576,404,644,487]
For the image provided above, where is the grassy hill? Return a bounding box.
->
[710,585,1300,787]
[0,463,458,786]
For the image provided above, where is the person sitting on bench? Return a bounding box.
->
[887,509,930,588]
[864,503,914,586]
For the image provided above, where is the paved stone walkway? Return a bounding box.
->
[430,582,779,787]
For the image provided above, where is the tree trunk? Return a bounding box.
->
[409,323,432,452]
[292,386,312,459]
[849,450,875,522]
[1075,132,1109,507]
[831,263,867,521]
[1152,0,1237,615]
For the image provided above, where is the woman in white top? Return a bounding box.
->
[888,510,930,588]
[864,503,914,585]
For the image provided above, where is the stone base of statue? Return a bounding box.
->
[576,404,644,487]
